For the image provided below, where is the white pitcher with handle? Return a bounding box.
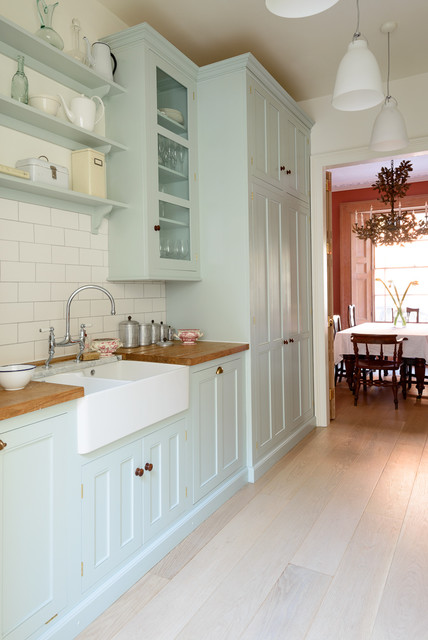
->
[83,37,117,82]
[58,94,104,131]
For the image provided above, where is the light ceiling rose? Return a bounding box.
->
[370,22,408,152]
[265,0,340,18]
[332,0,383,111]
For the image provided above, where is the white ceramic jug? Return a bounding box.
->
[83,37,117,82]
[58,94,104,131]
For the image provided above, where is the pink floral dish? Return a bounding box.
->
[90,337,122,357]
[174,329,204,345]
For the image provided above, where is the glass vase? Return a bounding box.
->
[393,307,407,328]
[35,0,64,50]
[11,55,29,104]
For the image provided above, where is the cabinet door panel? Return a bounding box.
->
[0,414,68,640]
[81,441,142,591]
[196,375,218,487]
[222,366,239,469]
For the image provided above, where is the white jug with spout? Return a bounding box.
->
[58,94,104,132]
[83,37,117,82]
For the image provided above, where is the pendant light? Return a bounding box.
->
[370,22,408,152]
[265,0,340,18]
[332,0,383,111]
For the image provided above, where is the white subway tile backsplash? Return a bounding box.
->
[0,324,18,346]
[65,228,90,248]
[36,263,66,282]
[51,208,79,229]
[19,202,51,225]
[35,224,65,245]
[0,302,34,323]
[0,198,18,220]
[1,261,35,282]
[19,282,51,302]
[0,219,34,242]
[20,242,52,263]
[0,282,18,302]
[52,245,79,264]
[0,240,19,261]
[65,265,91,282]
[0,201,166,364]
[79,248,104,266]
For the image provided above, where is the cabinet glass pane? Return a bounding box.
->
[158,134,189,199]
[156,68,188,140]
[158,201,191,262]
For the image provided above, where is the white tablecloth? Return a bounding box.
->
[334,322,428,364]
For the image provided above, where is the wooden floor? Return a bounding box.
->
[78,383,428,640]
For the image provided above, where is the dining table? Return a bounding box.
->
[334,322,428,398]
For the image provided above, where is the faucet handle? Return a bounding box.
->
[39,326,55,333]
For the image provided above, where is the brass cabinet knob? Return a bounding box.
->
[283,339,288,345]
[154,225,161,231]
[290,338,295,343]
[0,440,7,451]
[216,366,223,375]
[145,462,153,471]
[135,467,144,477]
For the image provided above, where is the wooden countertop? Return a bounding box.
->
[117,340,249,366]
[0,380,84,422]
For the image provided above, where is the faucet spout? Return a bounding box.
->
[56,285,116,347]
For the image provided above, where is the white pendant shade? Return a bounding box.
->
[332,38,384,111]
[265,0,340,18]
[370,98,408,151]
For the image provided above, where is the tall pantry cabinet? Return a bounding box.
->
[167,54,315,480]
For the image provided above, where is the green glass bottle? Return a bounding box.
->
[11,55,28,104]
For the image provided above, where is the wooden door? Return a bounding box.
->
[326,171,335,419]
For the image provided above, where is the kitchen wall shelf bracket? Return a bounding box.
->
[0,16,126,98]
[0,173,127,234]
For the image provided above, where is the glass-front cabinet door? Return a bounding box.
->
[150,54,199,277]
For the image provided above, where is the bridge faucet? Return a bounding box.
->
[41,285,116,368]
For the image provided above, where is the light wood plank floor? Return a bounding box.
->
[78,383,428,640]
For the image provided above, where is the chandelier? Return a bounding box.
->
[352,160,428,245]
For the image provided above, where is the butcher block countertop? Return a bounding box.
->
[117,340,249,366]
[0,380,84,422]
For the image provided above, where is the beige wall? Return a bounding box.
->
[0,3,168,366]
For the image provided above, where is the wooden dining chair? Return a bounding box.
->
[406,307,420,322]
[333,314,344,385]
[348,304,356,328]
[351,334,407,410]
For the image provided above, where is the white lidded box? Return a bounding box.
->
[71,148,106,198]
[15,156,70,188]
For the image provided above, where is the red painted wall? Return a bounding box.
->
[332,181,428,314]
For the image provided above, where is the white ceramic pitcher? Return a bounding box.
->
[83,37,117,82]
[58,94,104,131]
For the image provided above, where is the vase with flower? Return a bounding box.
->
[376,278,418,328]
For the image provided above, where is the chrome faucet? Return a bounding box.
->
[40,285,116,368]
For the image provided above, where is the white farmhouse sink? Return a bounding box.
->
[44,360,189,454]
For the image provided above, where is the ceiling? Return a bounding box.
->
[96,0,428,189]
[97,0,428,103]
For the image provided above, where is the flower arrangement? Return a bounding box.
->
[376,278,418,327]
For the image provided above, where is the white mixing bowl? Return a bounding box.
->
[28,94,61,116]
[0,364,36,390]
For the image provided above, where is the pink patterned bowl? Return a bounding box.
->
[174,329,204,345]
[90,337,122,357]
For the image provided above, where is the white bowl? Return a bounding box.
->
[28,94,61,116]
[0,364,36,390]
[158,107,184,124]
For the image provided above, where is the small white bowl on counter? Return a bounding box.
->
[0,364,36,390]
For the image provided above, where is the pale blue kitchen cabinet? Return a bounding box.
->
[0,409,74,640]
[80,415,188,591]
[103,24,200,280]
[192,355,245,503]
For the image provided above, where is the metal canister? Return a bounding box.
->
[151,319,161,344]
[159,321,168,342]
[168,326,176,341]
[119,315,139,348]
[139,323,152,346]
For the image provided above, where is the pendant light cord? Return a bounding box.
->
[353,0,361,39]
[386,31,391,98]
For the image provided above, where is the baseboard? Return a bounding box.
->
[38,468,248,640]
[247,418,316,483]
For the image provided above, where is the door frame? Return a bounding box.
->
[310,136,428,427]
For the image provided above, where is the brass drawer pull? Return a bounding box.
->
[216,366,223,375]
[0,440,7,451]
